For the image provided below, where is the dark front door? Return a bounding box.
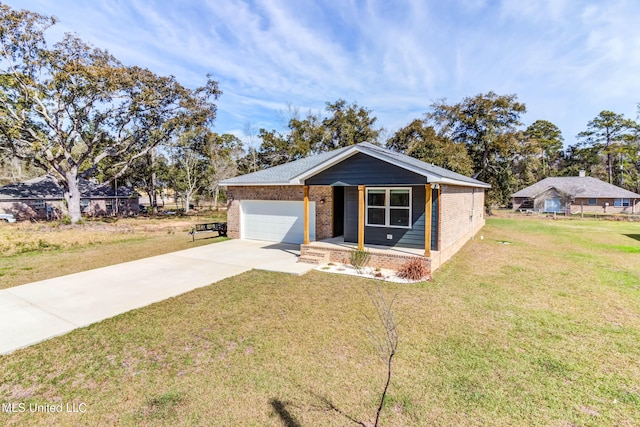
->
[333,186,345,237]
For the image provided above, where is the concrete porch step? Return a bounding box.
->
[298,255,325,265]
[303,250,330,259]
[298,250,330,265]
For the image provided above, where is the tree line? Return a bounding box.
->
[1,3,639,224]
[239,93,640,207]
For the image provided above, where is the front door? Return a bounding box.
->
[333,186,344,237]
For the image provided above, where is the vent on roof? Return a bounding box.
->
[578,170,586,177]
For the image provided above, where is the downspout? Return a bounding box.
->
[471,188,475,240]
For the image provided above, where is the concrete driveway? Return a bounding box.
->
[0,239,314,355]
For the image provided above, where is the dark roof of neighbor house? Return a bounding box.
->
[221,142,490,188]
[512,176,640,199]
[0,175,138,200]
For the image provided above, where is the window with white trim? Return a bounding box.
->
[105,199,113,210]
[614,198,630,207]
[34,199,45,209]
[366,188,411,228]
[80,198,90,212]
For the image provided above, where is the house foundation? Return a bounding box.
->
[300,237,432,273]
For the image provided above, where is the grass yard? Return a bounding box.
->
[1,217,639,426]
[0,212,227,289]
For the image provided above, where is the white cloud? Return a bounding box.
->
[7,0,640,145]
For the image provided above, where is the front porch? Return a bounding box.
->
[300,236,438,273]
[302,182,438,243]
[297,181,439,273]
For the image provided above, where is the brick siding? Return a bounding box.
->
[301,243,431,273]
[513,196,639,214]
[226,185,333,240]
[571,198,639,214]
[429,185,484,270]
[438,185,484,249]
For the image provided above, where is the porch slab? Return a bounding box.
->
[308,236,426,256]
[301,237,436,272]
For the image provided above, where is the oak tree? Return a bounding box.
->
[318,99,381,151]
[386,118,473,176]
[0,4,220,222]
[428,92,526,205]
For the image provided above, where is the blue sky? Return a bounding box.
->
[9,0,640,148]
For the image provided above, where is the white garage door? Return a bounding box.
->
[241,200,315,244]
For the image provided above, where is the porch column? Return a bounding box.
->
[424,184,432,258]
[358,185,365,250]
[303,185,310,244]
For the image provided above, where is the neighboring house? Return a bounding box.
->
[512,172,640,214]
[221,142,490,273]
[0,175,139,220]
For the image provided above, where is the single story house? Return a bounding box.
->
[220,142,490,273]
[512,172,640,214]
[0,175,139,220]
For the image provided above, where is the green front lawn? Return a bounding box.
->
[1,217,639,426]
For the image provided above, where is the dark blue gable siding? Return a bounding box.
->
[306,153,426,186]
[344,185,431,249]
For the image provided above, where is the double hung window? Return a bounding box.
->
[366,188,411,228]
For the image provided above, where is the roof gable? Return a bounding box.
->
[221,142,490,188]
[305,152,428,185]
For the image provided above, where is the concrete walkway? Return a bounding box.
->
[0,239,314,355]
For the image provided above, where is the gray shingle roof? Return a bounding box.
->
[0,175,138,200]
[512,176,640,199]
[221,144,354,185]
[221,142,490,188]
